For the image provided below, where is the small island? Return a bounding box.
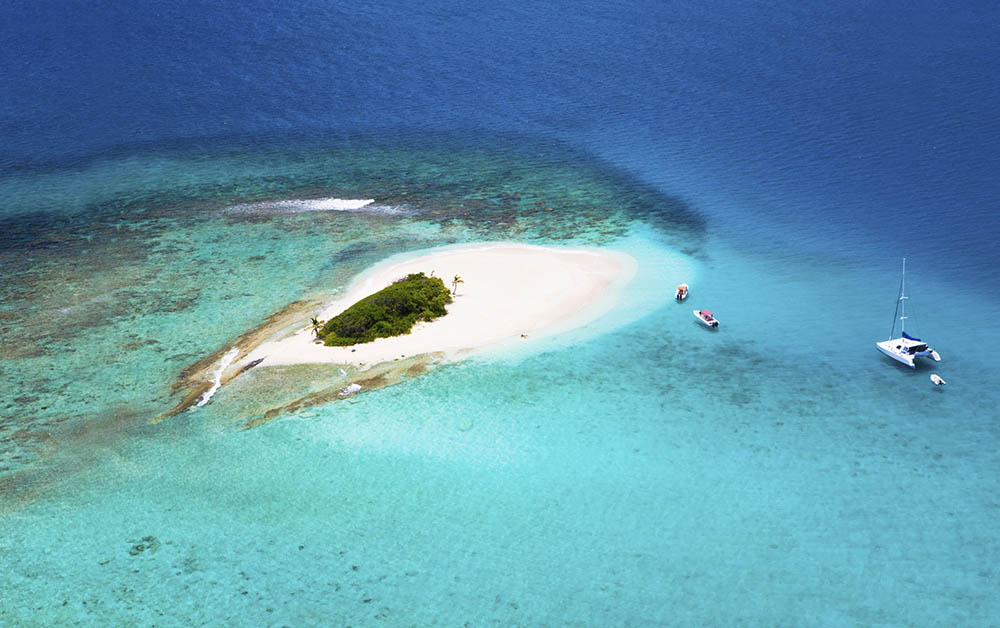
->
[233,242,636,369]
[157,242,643,423]
[317,272,452,346]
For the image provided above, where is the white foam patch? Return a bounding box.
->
[281,198,374,211]
[339,383,363,397]
[191,347,240,410]
[222,198,409,215]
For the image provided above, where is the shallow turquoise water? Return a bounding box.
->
[2,142,998,626]
[5,0,1000,623]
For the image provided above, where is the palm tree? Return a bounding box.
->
[451,274,464,296]
[310,316,324,337]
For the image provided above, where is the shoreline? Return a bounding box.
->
[235,242,637,371]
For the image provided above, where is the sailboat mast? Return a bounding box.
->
[900,257,907,334]
[889,260,903,340]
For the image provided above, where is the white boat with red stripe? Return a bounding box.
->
[693,309,719,328]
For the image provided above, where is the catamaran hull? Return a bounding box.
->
[876,341,941,368]
[876,344,916,368]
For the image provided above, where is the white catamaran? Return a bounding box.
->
[876,258,941,368]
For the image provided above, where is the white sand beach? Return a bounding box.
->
[237,243,636,369]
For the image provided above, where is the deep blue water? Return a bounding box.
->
[4,0,999,277]
[3,1,999,625]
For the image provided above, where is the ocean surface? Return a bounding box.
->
[2,1,999,625]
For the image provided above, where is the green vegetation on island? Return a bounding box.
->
[316,272,452,346]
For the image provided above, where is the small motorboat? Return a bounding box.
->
[930,374,946,386]
[675,283,689,301]
[693,309,719,328]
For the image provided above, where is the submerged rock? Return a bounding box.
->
[128,535,161,556]
[240,357,266,373]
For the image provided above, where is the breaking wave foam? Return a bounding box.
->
[192,347,240,410]
[222,198,410,215]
